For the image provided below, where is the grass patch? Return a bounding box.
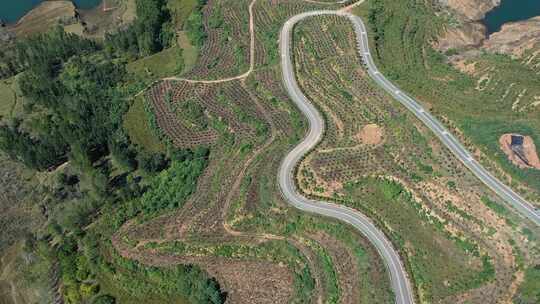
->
[177,31,198,73]
[123,96,166,153]
[97,270,190,304]
[127,46,184,80]
[461,118,540,192]
[167,0,199,30]
[514,265,540,304]
[0,80,16,119]
[344,177,490,301]
[480,196,509,217]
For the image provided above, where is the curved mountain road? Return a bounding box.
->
[347,16,540,226]
[278,10,415,304]
[278,7,540,304]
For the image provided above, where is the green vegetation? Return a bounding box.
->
[177,31,198,73]
[362,0,540,194]
[167,0,200,29]
[105,0,175,57]
[123,96,166,153]
[514,265,540,304]
[304,239,340,304]
[15,146,216,304]
[127,46,185,79]
[176,99,208,130]
[147,239,317,303]
[461,119,540,192]
[481,196,509,217]
[0,79,16,119]
[0,16,222,303]
[344,178,492,300]
[184,0,208,47]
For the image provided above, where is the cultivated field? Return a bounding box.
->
[3,0,537,303]
[292,14,539,303]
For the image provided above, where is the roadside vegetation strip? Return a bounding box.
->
[347,14,540,226]
[166,0,257,84]
[278,10,415,304]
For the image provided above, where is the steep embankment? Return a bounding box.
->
[11,1,77,37]
[437,0,540,59]
[483,16,540,58]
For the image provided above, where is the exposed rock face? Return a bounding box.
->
[483,17,540,57]
[436,22,486,51]
[12,1,78,37]
[441,0,500,21]
[435,0,499,51]
[437,0,540,69]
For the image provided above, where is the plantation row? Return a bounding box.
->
[292,14,534,303]
[184,0,251,80]
[146,78,270,148]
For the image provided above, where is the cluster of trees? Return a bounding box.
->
[104,0,175,57]
[0,1,221,302]
[103,0,211,56]
[0,120,67,170]
[0,26,97,78]
[23,144,214,303]
[0,26,128,172]
[105,147,209,230]
[185,0,208,47]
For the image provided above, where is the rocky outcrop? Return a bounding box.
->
[11,1,78,37]
[439,0,500,21]
[483,17,540,57]
[435,0,500,51]
[436,22,486,51]
[437,0,540,66]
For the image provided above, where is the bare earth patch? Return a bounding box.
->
[499,134,540,169]
[11,1,77,37]
[356,124,383,145]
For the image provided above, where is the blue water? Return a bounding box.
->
[483,0,540,35]
[0,0,102,24]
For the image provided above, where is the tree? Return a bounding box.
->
[92,294,115,304]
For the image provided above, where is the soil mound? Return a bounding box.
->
[357,124,383,145]
[499,133,540,169]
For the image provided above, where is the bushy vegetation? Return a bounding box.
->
[185,0,208,47]
[0,19,222,303]
[106,147,209,229]
[16,145,215,304]
[105,0,175,57]
[514,265,540,304]
[0,26,97,79]
[0,25,134,173]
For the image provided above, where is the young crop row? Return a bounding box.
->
[184,0,251,80]
[291,14,536,303]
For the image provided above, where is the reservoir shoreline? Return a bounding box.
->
[481,0,540,35]
[0,0,102,25]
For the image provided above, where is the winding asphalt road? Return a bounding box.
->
[278,7,540,304]
[278,10,415,304]
[348,16,540,227]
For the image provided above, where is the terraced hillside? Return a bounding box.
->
[293,14,539,303]
[0,0,538,304]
